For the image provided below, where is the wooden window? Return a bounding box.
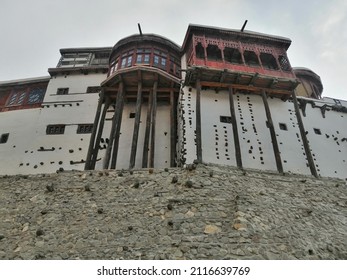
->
[6,90,27,106]
[0,133,9,144]
[77,124,93,134]
[27,88,45,104]
[46,125,65,135]
[220,116,232,123]
[224,47,243,64]
[278,55,291,71]
[244,50,260,67]
[120,50,134,69]
[207,45,222,61]
[195,42,205,59]
[57,88,69,95]
[86,86,101,93]
[260,53,279,70]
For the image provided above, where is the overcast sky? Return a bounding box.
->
[0,0,346,100]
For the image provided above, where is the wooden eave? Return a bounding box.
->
[101,66,181,102]
[48,66,109,76]
[185,66,298,96]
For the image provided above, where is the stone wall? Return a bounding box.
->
[0,164,346,260]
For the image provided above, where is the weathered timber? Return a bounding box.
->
[170,90,177,167]
[90,97,110,170]
[142,88,153,168]
[129,81,143,169]
[149,81,158,168]
[196,79,202,162]
[228,86,242,168]
[291,91,318,177]
[261,90,283,173]
[85,90,104,170]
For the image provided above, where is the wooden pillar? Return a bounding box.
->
[142,88,153,168]
[170,90,177,167]
[149,81,158,168]
[85,89,104,170]
[110,84,125,169]
[103,82,123,169]
[228,86,242,168]
[196,79,202,162]
[261,90,283,173]
[129,81,142,169]
[90,97,110,170]
[291,91,318,177]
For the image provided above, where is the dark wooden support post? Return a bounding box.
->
[103,82,123,169]
[261,90,283,173]
[149,81,158,168]
[228,86,242,168]
[196,79,202,162]
[110,84,125,169]
[170,90,177,167]
[142,89,153,168]
[291,91,318,177]
[85,89,104,170]
[129,80,142,169]
[90,97,110,170]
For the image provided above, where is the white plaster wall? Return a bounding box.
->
[154,103,171,168]
[200,89,236,166]
[0,109,41,175]
[302,103,347,180]
[179,87,197,164]
[234,93,277,171]
[267,97,311,175]
[0,72,107,175]
[44,73,106,102]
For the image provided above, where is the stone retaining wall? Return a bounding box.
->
[0,164,346,259]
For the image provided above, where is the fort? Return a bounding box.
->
[0,24,346,259]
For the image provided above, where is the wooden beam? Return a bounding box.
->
[142,88,153,168]
[85,90,104,170]
[291,91,318,177]
[129,81,142,169]
[110,83,125,169]
[200,81,292,95]
[90,97,110,170]
[170,90,177,167]
[149,80,158,168]
[103,82,123,169]
[196,79,202,163]
[228,86,242,168]
[261,90,283,173]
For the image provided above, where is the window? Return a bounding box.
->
[109,57,119,75]
[313,128,321,135]
[77,124,93,134]
[91,52,109,65]
[57,88,69,95]
[244,50,260,67]
[46,125,65,135]
[129,112,136,118]
[220,116,232,123]
[207,45,222,61]
[224,47,243,64]
[86,86,101,93]
[0,133,9,144]
[7,90,27,106]
[278,55,291,71]
[279,123,287,131]
[260,53,279,70]
[195,42,205,59]
[59,53,90,67]
[120,50,134,69]
[27,88,45,104]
